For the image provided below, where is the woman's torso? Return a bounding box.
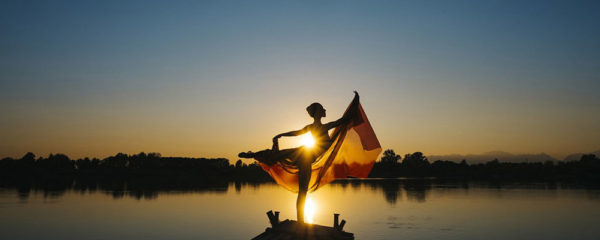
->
[305,123,333,150]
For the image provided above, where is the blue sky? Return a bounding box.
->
[1,0,599,160]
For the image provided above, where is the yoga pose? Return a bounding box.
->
[239,91,359,223]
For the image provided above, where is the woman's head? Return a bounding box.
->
[306,102,326,118]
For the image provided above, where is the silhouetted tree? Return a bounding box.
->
[402,152,429,167]
[21,152,36,166]
[380,149,401,164]
[401,152,430,176]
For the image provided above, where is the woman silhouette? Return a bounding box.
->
[239,91,359,224]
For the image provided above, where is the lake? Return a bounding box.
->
[1,179,599,240]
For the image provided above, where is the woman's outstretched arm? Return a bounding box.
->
[272,127,307,151]
[273,126,308,140]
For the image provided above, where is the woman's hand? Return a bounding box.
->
[349,91,360,113]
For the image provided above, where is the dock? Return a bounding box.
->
[251,210,354,240]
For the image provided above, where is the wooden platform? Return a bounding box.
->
[252,211,354,240]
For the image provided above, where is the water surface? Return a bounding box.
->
[1,179,599,240]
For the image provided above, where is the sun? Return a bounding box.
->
[299,132,315,148]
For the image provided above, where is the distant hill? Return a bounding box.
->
[563,149,600,161]
[428,151,558,164]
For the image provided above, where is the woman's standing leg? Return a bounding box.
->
[296,154,312,224]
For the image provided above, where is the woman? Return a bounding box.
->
[239,91,359,224]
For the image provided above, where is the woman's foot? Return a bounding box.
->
[238,151,255,158]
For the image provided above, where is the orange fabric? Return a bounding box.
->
[259,97,382,192]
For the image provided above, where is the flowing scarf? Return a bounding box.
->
[259,95,382,192]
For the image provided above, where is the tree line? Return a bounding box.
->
[369,149,600,183]
[0,152,271,183]
[1,150,599,184]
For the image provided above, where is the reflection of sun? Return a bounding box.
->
[299,132,315,148]
[304,196,317,224]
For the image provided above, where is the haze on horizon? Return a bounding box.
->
[1,1,599,162]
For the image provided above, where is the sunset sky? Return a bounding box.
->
[1,0,599,161]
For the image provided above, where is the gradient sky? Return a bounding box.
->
[1,0,599,161]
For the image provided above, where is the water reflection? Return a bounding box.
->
[304,197,317,223]
[2,178,600,240]
[335,178,600,205]
[3,176,599,203]
[2,176,266,201]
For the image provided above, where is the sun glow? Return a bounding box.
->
[299,132,315,148]
[304,196,317,224]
